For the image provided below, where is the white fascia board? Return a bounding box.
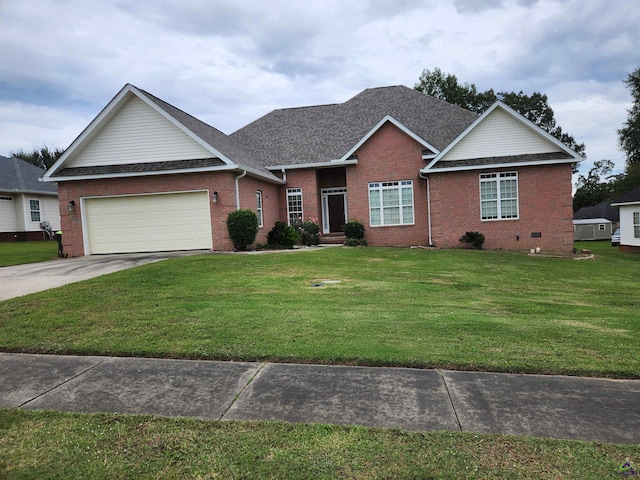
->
[47,164,285,185]
[266,159,358,171]
[573,218,611,224]
[2,188,57,196]
[424,101,583,170]
[42,84,136,181]
[42,84,236,182]
[420,157,578,174]
[339,115,439,161]
[611,200,640,207]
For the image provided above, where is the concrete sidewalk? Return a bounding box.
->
[1,353,638,444]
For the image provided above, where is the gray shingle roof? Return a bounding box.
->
[430,152,575,170]
[230,85,479,166]
[53,158,226,177]
[0,156,57,194]
[136,87,281,181]
[573,200,619,221]
[612,185,640,204]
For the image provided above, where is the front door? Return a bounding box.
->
[328,194,346,233]
[321,188,347,234]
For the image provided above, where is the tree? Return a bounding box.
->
[572,159,615,211]
[11,146,64,170]
[618,67,640,167]
[414,68,586,161]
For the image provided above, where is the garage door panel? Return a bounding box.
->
[84,192,212,254]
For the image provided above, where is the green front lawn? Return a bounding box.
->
[1,409,636,479]
[1,242,638,377]
[0,240,58,267]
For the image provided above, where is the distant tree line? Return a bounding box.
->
[11,146,64,170]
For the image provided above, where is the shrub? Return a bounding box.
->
[343,221,365,240]
[292,219,320,246]
[344,237,368,246]
[343,221,367,246]
[267,221,299,249]
[459,231,485,249]
[226,209,258,251]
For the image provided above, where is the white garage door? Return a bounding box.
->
[84,191,212,254]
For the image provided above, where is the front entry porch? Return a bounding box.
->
[321,188,347,234]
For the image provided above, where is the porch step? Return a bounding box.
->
[319,234,345,245]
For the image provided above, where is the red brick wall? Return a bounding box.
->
[346,122,430,246]
[429,164,574,252]
[277,169,320,225]
[57,172,246,256]
[237,175,280,243]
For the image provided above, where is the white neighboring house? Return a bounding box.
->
[611,185,640,251]
[0,155,60,241]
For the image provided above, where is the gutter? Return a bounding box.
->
[235,170,247,209]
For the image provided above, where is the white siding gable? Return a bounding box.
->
[440,108,561,162]
[68,96,213,168]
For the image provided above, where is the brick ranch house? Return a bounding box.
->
[42,84,582,256]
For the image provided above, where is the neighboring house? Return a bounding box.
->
[573,200,619,241]
[611,185,640,251]
[0,155,60,241]
[42,84,582,256]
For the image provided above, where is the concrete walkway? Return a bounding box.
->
[2,353,638,444]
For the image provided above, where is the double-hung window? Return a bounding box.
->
[634,212,640,238]
[256,190,263,227]
[287,188,303,225]
[29,199,41,222]
[480,172,518,220]
[368,180,414,226]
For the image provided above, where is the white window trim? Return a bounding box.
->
[368,180,415,227]
[256,190,263,227]
[29,199,41,222]
[634,211,640,239]
[286,188,303,225]
[479,172,519,221]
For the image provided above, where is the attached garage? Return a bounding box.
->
[83,191,212,254]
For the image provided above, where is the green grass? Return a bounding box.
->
[1,241,638,377]
[1,409,637,479]
[0,240,58,266]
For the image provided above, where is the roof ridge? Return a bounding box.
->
[11,156,26,190]
[136,87,228,137]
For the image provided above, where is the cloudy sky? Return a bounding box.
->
[1,0,638,179]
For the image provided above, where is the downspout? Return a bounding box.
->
[280,168,287,183]
[235,170,247,210]
[420,171,434,247]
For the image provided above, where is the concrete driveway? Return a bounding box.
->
[0,251,206,301]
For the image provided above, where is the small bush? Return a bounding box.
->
[226,209,258,251]
[267,221,299,249]
[292,219,320,246]
[344,237,368,246]
[459,231,485,249]
[344,221,365,240]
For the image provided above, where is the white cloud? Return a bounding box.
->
[0,0,637,180]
